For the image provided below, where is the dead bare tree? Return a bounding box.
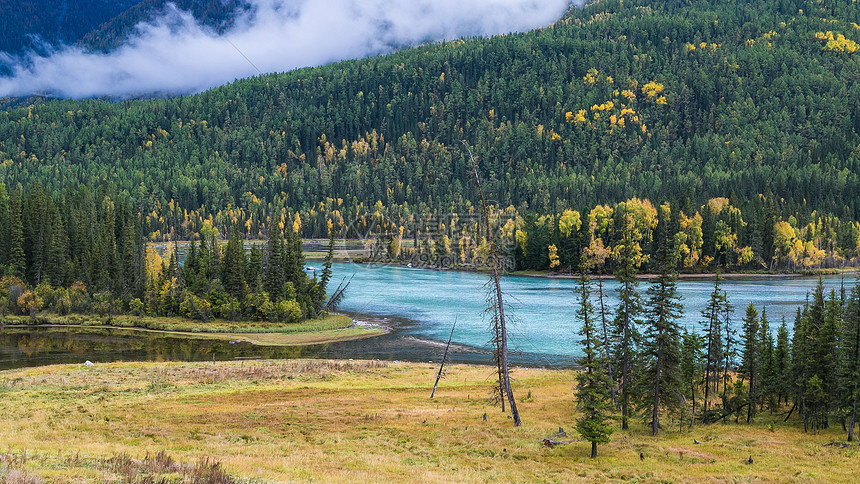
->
[462,141,521,426]
[431,318,457,398]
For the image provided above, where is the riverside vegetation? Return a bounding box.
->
[0,183,339,332]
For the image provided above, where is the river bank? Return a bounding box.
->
[0,313,387,347]
[343,258,857,281]
[0,359,854,483]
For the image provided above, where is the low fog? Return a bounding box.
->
[0,0,572,99]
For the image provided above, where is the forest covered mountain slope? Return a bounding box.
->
[0,0,858,257]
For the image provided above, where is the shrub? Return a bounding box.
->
[17,291,43,320]
[273,299,303,323]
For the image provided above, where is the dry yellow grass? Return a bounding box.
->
[0,360,857,482]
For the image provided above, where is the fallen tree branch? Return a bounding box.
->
[539,427,583,447]
[784,403,796,422]
[541,439,581,448]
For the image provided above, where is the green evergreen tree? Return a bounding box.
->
[575,273,614,457]
[701,276,725,414]
[222,225,246,300]
[8,191,26,280]
[265,225,286,301]
[680,328,705,428]
[611,211,645,430]
[774,317,791,406]
[45,204,70,287]
[640,207,683,435]
[757,309,776,413]
[843,283,860,441]
[247,244,263,291]
[0,184,10,270]
[739,303,760,423]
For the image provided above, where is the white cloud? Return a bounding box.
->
[0,0,571,99]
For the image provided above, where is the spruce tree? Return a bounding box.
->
[640,207,683,435]
[774,317,791,406]
[265,224,286,301]
[0,184,9,269]
[739,303,760,422]
[757,309,776,413]
[247,244,263,291]
[183,239,199,290]
[575,273,614,457]
[45,204,70,287]
[221,225,246,300]
[611,211,645,430]
[843,283,860,441]
[680,328,705,428]
[284,217,306,288]
[721,294,736,401]
[701,276,725,413]
[8,191,26,280]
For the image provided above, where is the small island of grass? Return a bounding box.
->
[0,312,386,346]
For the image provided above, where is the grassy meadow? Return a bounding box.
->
[1,360,857,483]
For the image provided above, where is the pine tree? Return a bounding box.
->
[247,244,263,291]
[843,283,860,441]
[183,239,199,290]
[264,224,286,301]
[23,182,50,286]
[320,229,335,291]
[284,217,306,288]
[640,207,683,435]
[790,306,811,430]
[222,225,246,300]
[757,309,776,413]
[575,273,614,457]
[680,328,705,428]
[721,293,736,402]
[45,203,70,287]
[820,289,841,425]
[8,191,26,280]
[774,317,791,406]
[0,184,9,270]
[701,276,725,414]
[611,211,645,430]
[739,303,760,423]
[313,229,336,313]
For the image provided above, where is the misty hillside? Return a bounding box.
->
[0,0,858,234]
[80,0,250,52]
[0,0,245,55]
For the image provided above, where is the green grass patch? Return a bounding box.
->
[0,312,353,335]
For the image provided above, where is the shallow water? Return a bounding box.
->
[0,263,854,370]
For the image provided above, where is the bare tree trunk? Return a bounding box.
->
[431,319,456,399]
[465,142,520,426]
[849,390,857,442]
[591,441,597,458]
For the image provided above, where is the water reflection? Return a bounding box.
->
[0,321,575,372]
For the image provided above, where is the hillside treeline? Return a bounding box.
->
[0,0,858,254]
